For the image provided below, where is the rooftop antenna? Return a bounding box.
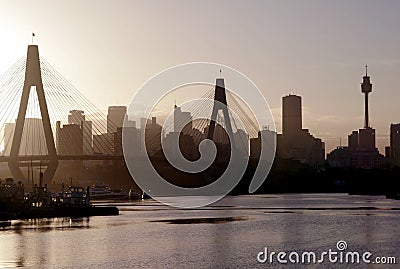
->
[365,64,368,76]
[31,33,35,44]
[219,69,222,77]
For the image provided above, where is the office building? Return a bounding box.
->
[56,121,83,155]
[107,106,127,134]
[3,118,47,156]
[390,123,400,165]
[277,94,325,166]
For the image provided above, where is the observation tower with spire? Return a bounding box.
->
[361,65,372,129]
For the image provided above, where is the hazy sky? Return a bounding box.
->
[0,0,400,153]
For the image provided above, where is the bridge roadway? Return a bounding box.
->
[0,154,125,162]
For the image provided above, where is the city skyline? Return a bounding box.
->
[1,1,400,154]
[0,66,397,160]
[2,3,400,268]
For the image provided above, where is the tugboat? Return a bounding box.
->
[1,173,119,220]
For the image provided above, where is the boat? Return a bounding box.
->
[57,186,90,207]
[128,188,141,200]
[128,188,152,200]
[89,184,127,200]
[26,185,118,218]
[386,192,400,200]
[1,177,119,220]
[142,191,152,200]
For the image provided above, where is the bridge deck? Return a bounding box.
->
[0,155,125,162]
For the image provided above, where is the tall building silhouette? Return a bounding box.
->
[107,106,127,134]
[250,129,276,159]
[282,95,302,136]
[277,94,325,166]
[103,106,127,156]
[174,105,192,135]
[122,120,140,159]
[92,133,112,155]
[162,105,198,160]
[67,110,93,154]
[3,118,47,156]
[56,110,93,155]
[390,123,400,165]
[144,117,162,157]
[68,110,85,125]
[56,121,83,155]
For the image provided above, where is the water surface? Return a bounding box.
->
[1,194,399,268]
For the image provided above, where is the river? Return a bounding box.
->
[1,193,399,268]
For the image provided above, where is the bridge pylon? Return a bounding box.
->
[206,78,236,149]
[8,45,58,184]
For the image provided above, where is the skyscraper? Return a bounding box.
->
[277,94,325,166]
[56,121,83,155]
[93,133,113,155]
[250,129,276,159]
[390,123,400,165]
[67,110,93,155]
[68,110,85,125]
[173,105,192,135]
[144,117,162,156]
[282,94,302,136]
[107,106,127,134]
[3,118,47,156]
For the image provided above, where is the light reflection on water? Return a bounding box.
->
[0,194,399,268]
[0,217,91,233]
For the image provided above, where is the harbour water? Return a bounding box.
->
[1,194,399,268]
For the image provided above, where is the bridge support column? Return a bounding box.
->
[207,78,235,147]
[8,45,58,184]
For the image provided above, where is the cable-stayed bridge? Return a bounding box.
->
[0,45,260,185]
[0,45,127,184]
